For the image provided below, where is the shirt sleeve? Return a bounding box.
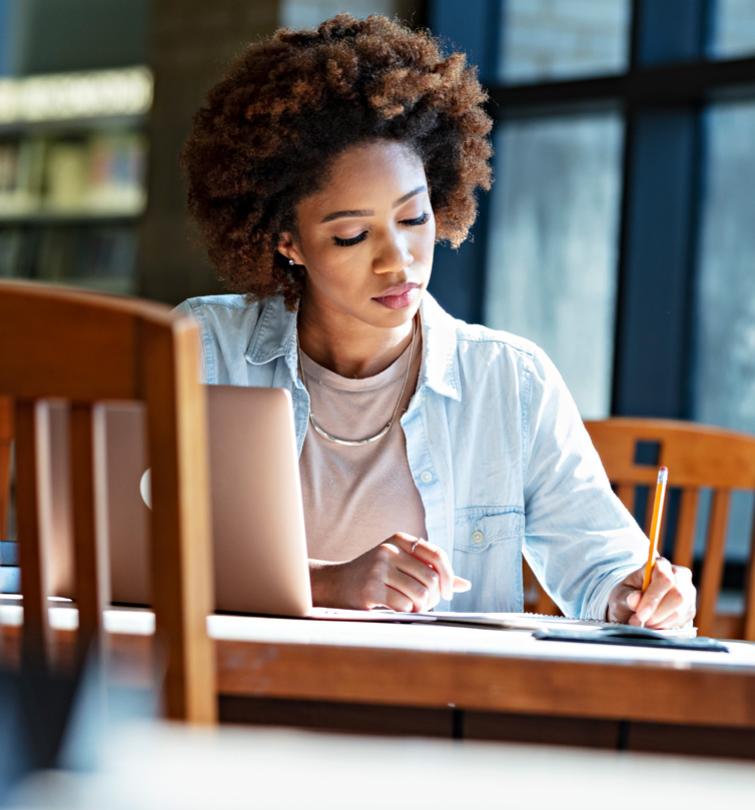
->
[522,347,648,620]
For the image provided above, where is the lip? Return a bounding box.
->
[372,282,420,299]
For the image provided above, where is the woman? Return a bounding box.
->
[179,14,695,627]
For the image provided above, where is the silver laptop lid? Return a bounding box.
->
[45,386,313,616]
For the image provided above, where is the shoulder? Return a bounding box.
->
[174,293,273,356]
[175,294,263,333]
[174,294,274,384]
[431,298,551,378]
[456,320,541,361]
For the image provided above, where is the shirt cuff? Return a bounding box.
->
[583,565,637,621]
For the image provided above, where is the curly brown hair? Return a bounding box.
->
[181,13,492,309]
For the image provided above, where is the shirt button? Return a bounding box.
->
[420,470,433,484]
[471,530,484,545]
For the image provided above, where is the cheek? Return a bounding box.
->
[304,251,365,295]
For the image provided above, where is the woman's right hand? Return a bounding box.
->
[310,532,471,612]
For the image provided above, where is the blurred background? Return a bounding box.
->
[0,0,753,588]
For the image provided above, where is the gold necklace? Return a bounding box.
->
[297,317,418,447]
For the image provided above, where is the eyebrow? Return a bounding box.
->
[320,185,427,223]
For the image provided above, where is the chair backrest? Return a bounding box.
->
[585,418,755,639]
[0,397,10,539]
[0,280,215,723]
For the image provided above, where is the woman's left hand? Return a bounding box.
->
[607,557,696,628]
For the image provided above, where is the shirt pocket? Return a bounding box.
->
[452,507,524,612]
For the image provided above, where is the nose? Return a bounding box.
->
[373,231,413,275]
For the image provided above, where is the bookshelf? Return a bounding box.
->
[0,66,152,295]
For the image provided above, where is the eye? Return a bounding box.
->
[333,231,367,247]
[331,212,429,247]
[401,212,429,226]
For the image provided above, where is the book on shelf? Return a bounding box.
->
[35,225,138,294]
[0,226,137,294]
[84,132,147,214]
[0,131,147,219]
[44,141,90,213]
[0,139,46,215]
[0,229,24,277]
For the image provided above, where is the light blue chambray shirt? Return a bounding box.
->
[176,291,649,620]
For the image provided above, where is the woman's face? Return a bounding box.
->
[279,140,435,331]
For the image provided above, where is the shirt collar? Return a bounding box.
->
[417,292,461,401]
[244,295,299,376]
[244,291,461,402]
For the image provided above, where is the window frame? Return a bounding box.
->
[427,0,755,419]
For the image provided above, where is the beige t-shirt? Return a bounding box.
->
[299,334,427,562]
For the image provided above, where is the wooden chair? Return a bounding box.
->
[0,280,215,722]
[526,418,755,639]
[585,418,755,639]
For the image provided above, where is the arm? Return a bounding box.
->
[522,348,648,620]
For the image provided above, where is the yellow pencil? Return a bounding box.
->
[642,466,669,592]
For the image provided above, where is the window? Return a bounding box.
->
[694,101,755,435]
[498,0,631,83]
[485,114,622,417]
[693,100,755,565]
[710,0,755,58]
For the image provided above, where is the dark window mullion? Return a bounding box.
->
[427,0,503,323]
[487,54,755,117]
[612,0,709,417]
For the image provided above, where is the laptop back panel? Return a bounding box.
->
[46,386,312,616]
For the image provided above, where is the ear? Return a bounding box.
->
[277,232,306,267]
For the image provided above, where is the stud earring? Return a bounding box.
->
[288,258,295,266]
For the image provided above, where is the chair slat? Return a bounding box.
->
[143,320,216,724]
[696,489,731,637]
[672,488,699,569]
[616,484,635,515]
[743,501,755,642]
[70,403,110,658]
[14,400,50,665]
[0,395,12,538]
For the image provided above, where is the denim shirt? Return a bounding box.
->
[176,291,648,619]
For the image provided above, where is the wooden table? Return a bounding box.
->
[2,602,755,757]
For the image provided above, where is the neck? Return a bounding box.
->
[297,297,416,379]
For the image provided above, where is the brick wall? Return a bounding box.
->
[138,0,281,304]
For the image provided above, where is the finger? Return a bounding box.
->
[394,552,442,604]
[374,542,441,604]
[646,569,696,628]
[645,608,691,630]
[380,585,416,613]
[635,557,675,625]
[643,586,684,627]
[453,576,471,593]
[386,569,435,612]
[390,534,455,600]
